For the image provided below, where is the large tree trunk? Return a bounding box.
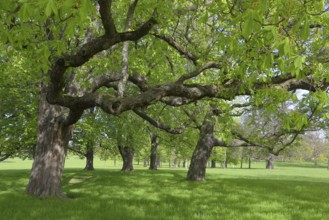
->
[84,145,94,171]
[149,134,159,170]
[26,87,72,198]
[187,138,214,180]
[266,154,275,169]
[118,145,134,171]
[248,157,251,169]
[187,112,217,181]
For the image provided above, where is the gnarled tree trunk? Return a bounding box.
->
[149,133,159,170]
[118,145,134,171]
[26,87,72,198]
[187,111,217,181]
[187,137,214,180]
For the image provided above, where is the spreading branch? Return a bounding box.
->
[176,62,221,83]
[153,33,199,65]
[0,153,14,161]
[133,109,184,134]
[98,0,117,37]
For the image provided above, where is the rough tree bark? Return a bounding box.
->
[187,111,217,181]
[26,86,72,198]
[118,145,134,171]
[266,153,275,169]
[149,133,159,170]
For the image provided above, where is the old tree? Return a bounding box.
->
[1,0,329,198]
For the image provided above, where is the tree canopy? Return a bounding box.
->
[1,0,329,198]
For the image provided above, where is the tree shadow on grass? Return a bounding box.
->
[1,169,329,219]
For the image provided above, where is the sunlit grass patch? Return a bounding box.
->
[1,159,329,219]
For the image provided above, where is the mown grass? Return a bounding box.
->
[1,158,329,220]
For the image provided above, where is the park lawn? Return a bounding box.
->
[0,158,329,220]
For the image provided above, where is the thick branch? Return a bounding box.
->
[63,109,85,126]
[60,17,157,68]
[128,73,148,91]
[50,74,318,117]
[98,0,117,37]
[91,73,121,92]
[118,17,157,42]
[47,16,157,106]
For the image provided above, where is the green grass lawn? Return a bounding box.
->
[1,158,329,220]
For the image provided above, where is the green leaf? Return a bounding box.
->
[294,55,304,70]
[283,38,290,56]
[301,16,310,41]
[264,53,273,68]
[278,58,285,71]
[277,37,291,56]
[45,0,57,17]
[242,10,254,38]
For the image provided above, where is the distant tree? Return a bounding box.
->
[69,108,104,170]
[302,131,329,166]
[0,47,38,161]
